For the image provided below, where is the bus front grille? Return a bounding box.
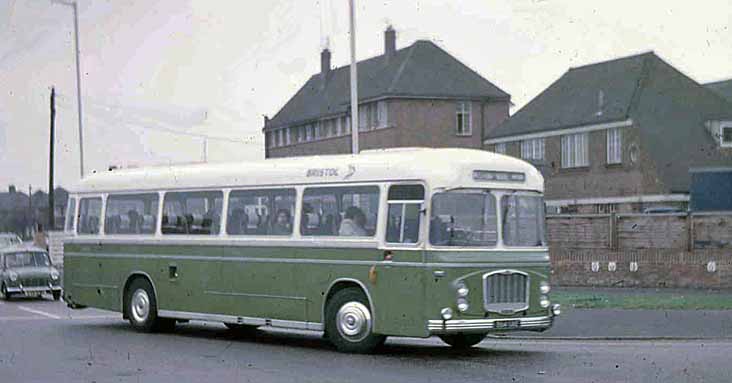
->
[483,270,529,314]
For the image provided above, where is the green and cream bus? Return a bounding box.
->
[63,148,559,352]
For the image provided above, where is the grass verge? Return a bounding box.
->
[553,290,732,310]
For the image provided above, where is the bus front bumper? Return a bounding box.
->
[428,314,554,335]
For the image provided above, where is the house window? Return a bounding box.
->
[277,129,284,147]
[722,124,732,148]
[306,125,313,141]
[456,101,472,136]
[607,128,622,164]
[494,143,506,154]
[314,122,321,140]
[297,126,304,143]
[285,127,292,145]
[377,101,388,128]
[359,106,368,131]
[595,203,617,214]
[521,138,545,161]
[561,133,589,168]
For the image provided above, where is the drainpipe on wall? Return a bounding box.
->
[480,100,486,149]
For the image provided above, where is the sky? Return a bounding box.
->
[0,0,730,192]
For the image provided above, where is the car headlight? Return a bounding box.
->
[50,270,60,280]
[9,271,19,282]
[456,281,469,297]
[539,281,550,294]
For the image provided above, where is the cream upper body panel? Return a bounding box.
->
[69,148,543,194]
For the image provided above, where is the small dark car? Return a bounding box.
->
[0,244,62,301]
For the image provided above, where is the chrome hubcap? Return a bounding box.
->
[336,302,371,342]
[130,289,150,323]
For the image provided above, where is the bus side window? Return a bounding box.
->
[385,185,424,244]
[162,191,223,235]
[105,193,159,235]
[227,189,296,236]
[77,197,102,235]
[302,186,379,237]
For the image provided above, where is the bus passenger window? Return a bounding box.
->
[105,193,159,235]
[227,189,296,236]
[162,191,223,235]
[65,198,77,233]
[77,197,102,235]
[385,185,424,244]
[302,186,379,237]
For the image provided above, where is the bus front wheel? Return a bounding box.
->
[439,333,486,349]
[125,278,175,333]
[325,288,385,353]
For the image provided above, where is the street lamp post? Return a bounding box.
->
[52,0,85,178]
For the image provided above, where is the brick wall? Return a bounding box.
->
[267,98,509,158]
[547,212,732,288]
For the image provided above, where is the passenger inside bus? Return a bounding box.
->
[228,208,249,235]
[271,209,292,235]
[339,206,367,236]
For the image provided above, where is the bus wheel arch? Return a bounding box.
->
[322,279,375,327]
[323,279,385,353]
[121,272,158,320]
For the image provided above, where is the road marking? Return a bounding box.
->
[17,305,62,320]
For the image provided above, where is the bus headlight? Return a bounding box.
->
[539,281,550,294]
[457,298,469,312]
[9,271,18,282]
[50,270,60,280]
[440,307,453,320]
[539,295,550,308]
[456,282,469,297]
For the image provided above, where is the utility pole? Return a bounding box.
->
[52,0,85,178]
[349,0,359,154]
[28,185,33,235]
[49,87,56,230]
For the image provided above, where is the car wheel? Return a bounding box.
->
[0,283,12,301]
[439,333,486,349]
[52,291,61,301]
[325,287,385,353]
[126,278,172,332]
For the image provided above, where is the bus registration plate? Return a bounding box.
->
[495,320,520,329]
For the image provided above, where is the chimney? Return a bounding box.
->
[8,185,16,194]
[321,48,331,79]
[384,25,396,58]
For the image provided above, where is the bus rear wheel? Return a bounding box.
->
[325,287,385,353]
[125,278,174,333]
[439,333,486,349]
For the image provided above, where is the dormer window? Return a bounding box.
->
[722,123,732,148]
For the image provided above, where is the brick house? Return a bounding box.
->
[484,52,732,213]
[263,27,511,158]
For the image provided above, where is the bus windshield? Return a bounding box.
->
[429,190,546,248]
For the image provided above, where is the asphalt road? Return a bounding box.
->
[1,297,730,383]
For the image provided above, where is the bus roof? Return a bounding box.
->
[70,148,543,194]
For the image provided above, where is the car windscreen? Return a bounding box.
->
[4,252,51,268]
